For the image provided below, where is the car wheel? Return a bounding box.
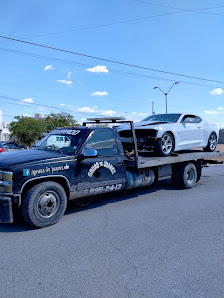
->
[203,132,217,152]
[155,132,174,157]
[21,181,67,228]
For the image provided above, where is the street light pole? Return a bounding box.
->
[165,93,167,113]
[152,100,155,114]
[153,82,180,113]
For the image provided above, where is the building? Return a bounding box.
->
[0,110,10,141]
[219,129,224,144]
[33,113,45,120]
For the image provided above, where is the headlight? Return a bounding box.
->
[0,171,13,193]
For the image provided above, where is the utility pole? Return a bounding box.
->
[153,82,180,113]
[152,100,155,114]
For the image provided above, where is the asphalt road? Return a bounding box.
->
[1,165,224,298]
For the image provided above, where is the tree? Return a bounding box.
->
[9,112,80,147]
[45,112,79,131]
[9,116,46,147]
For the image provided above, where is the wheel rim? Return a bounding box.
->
[161,134,173,154]
[186,168,195,184]
[37,191,59,218]
[209,134,217,150]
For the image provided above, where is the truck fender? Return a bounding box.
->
[19,175,71,206]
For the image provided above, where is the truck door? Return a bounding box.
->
[75,129,126,197]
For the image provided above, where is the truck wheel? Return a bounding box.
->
[155,132,174,157]
[203,132,217,152]
[21,181,67,228]
[178,163,197,189]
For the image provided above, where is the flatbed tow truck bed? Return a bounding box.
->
[135,150,224,168]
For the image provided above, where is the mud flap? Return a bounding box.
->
[0,196,13,223]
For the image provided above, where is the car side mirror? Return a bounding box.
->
[83,148,98,158]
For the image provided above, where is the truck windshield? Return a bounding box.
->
[36,129,88,154]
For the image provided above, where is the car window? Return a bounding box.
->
[143,114,181,123]
[3,143,18,149]
[85,130,118,156]
[182,115,198,124]
[195,116,202,123]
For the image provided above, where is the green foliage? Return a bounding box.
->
[9,116,46,147]
[45,112,79,131]
[9,112,79,147]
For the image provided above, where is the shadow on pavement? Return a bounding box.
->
[0,179,177,233]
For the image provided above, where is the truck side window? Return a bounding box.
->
[85,130,118,156]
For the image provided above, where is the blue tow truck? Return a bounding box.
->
[0,117,223,228]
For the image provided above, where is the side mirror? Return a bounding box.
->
[83,148,98,158]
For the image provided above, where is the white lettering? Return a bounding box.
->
[30,164,70,176]
[88,161,116,177]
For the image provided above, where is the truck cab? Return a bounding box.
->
[0,125,128,228]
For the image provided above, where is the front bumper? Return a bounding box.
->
[0,196,13,223]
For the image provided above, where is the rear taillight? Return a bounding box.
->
[0,148,6,152]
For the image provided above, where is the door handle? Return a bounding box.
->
[198,126,202,129]
[116,162,123,165]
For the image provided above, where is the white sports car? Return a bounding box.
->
[117,113,219,157]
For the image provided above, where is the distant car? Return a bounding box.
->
[117,113,219,157]
[0,142,26,152]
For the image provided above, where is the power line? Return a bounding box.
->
[0,12,184,42]
[0,47,221,89]
[0,35,223,84]
[1,4,223,44]
[0,96,118,118]
[135,0,224,16]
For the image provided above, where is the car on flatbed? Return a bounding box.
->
[0,117,223,228]
[117,113,219,157]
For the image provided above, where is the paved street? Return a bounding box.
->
[1,165,224,298]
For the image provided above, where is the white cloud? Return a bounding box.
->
[57,80,73,85]
[23,114,29,117]
[20,98,34,104]
[76,107,96,113]
[59,104,65,107]
[91,91,108,97]
[43,65,54,71]
[218,107,224,110]
[38,106,46,111]
[67,72,72,79]
[86,65,109,73]
[204,110,219,115]
[209,88,224,95]
[99,110,116,117]
[131,112,149,117]
[74,106,116,117]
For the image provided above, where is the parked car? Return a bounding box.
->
[0,142,26,152]
[117,113,219,157]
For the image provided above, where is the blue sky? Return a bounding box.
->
[0,0,224,127]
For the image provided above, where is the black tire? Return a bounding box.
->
[155,132,174,157]
[21,181,67,228]
[178,163,197,189]
[203,132,217,152]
